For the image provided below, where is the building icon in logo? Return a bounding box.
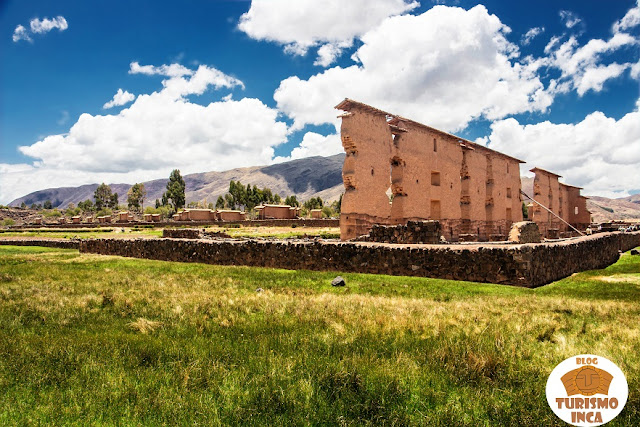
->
[561,365,613,396]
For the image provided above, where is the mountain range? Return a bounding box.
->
[9,154,640,222]
[9,154,346,209]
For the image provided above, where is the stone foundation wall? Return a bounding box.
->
[361,221,441,244]
[162,229,202,239]
[76,232,640,287]
[0,239,80,249]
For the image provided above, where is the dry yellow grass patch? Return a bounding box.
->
[128,317,162,334]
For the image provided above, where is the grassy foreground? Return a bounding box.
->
[0,246,639,426]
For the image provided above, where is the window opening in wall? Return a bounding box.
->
[506,187,512,198]
[371,168,374,176]
[506,208,512,221]
[575,206,579,215]
[431,171,441,186]
[433,138,437,152]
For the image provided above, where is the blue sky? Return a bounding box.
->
[1,0,639,203]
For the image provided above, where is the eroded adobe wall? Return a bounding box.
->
[532,171,591,236]
[338,104,522,241]
[339,109,393,239]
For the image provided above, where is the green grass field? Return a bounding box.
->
[0,245,638,425]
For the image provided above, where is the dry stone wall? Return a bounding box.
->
[77,231,640,287]
[361,220,441,244]
[0,238,80,249]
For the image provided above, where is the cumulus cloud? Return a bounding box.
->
[129,61,193,77]
[12,25,31,42]
[103,89,136,109]
[30,16,68,33]
[274,132,342,163]
[0,63,287,204]
[275,5,552,133]
[314,42,352,67]
[521,26,544,45]
[543,32,637,96]
[613,0,640,33]
[485,103,640,197]
[12,16,68,43]
[559,10,582,29]
[130,61,245,99]
[238,0,418,65]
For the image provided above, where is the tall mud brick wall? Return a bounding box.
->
[336,99,524,242]
[530,168,590,238]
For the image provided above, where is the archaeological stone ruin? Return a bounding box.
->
[335,99,591,242]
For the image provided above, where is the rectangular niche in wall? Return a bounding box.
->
[431,171,441,186]
[431,200,441,219]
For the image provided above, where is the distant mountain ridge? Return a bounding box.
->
[9,154,640,222]
[9,154,346,209]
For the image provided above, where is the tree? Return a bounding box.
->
[78,199,94,212]
[43,200,53,210]
[165,169,186,211]
[284,195,299,207]
[216,196,225,209]
[303,197,323,211]
[20,202,26,209]
[332,193,343,214]
[127,183,147,212]
[94,183,113,211]
[110,193,119,209]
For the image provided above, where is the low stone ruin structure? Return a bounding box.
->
[172,209,246,222]
[508,221,542,244]
[255,204,301,220]
[359,220,441,244]
[310,209,323,219]
[335,99,591,241]
[216,210,246,222]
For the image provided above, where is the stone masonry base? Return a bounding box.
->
[2,232,639,287]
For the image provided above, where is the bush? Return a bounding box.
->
[43,210,62,218]
[2,219,15,227]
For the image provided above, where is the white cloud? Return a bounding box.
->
[12,25,31,42]
[521,26,544,45]
[485,103,640,197]
[576,62,630,95]
[543,32,637,96]
[0,63,287,204]
[631,60,640,79]
[129,61,193,77]
[275,5,551,133]
[274,132,342,163]
[314,42,352,67]
[613,0,640,33]
[12,16,68,43]
[130,61,245,99]
[30,16,68,34]
[559,10,581,29]
[103,89,136,109]
[238,0,418,65]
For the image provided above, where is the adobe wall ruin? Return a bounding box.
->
[336,99,523,241]
[529,168,591,237]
